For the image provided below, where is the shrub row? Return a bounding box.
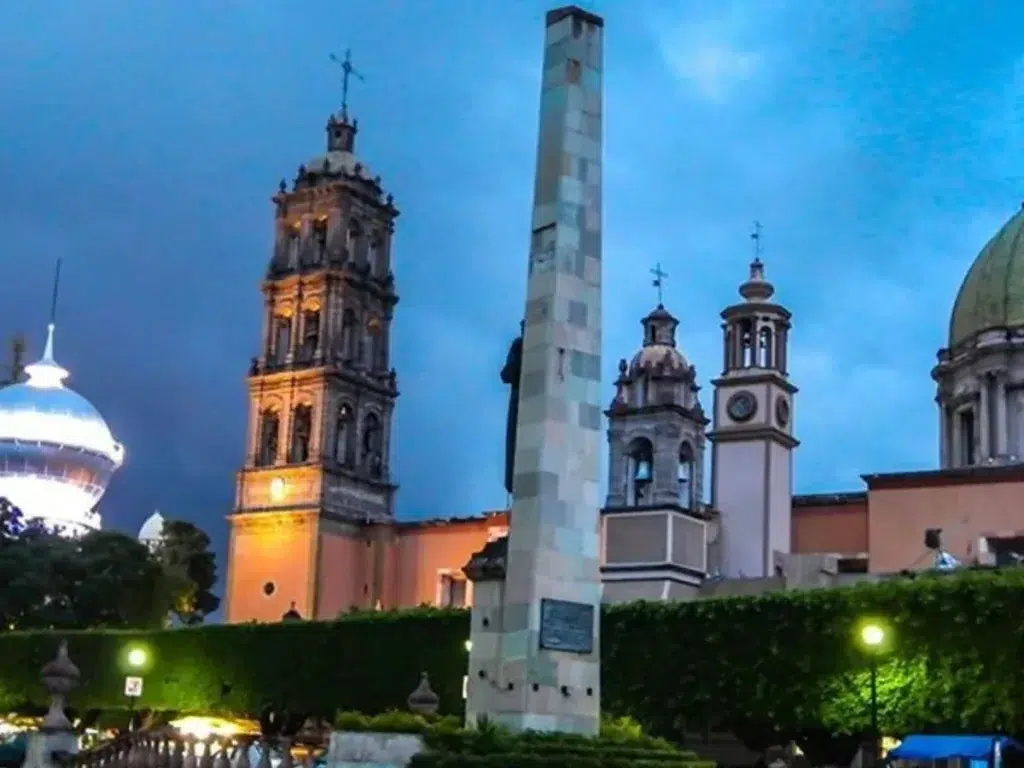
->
[333,710,713,768]
[2,570,1023,742]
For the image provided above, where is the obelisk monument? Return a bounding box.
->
[473,6,605,735]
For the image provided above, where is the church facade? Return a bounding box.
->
[223,95,1024,624]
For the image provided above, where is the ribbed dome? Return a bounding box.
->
[138,510,165,545]
[627,304,691,378]
[629,344,689,377]
[949,205,1024,347]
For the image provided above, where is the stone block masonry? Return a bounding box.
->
[467,5,605,736]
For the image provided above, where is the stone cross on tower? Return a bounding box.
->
[650,262,668,305]
[329,49,364,119]
[465,5,605,736]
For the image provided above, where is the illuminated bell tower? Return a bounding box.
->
[225,89,401,623]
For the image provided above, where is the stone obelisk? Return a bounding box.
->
[476,5,604,735]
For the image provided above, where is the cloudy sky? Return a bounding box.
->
[1,0,1022,564]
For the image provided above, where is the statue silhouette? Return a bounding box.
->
[500,321,524,497]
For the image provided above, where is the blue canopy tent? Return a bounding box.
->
[889,735,1024,762]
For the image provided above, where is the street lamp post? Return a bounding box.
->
[860,623,886,768]
[868,655,878,767]
[124,647,148,732]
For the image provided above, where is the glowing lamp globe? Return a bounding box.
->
[0,324,124,535]
[861,623,885,648]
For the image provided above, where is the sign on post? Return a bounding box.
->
[124,676,144,698]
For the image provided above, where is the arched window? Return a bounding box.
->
[362,413,382,478]
[273,316,292,365]
[678,442,695,509]
[335,403,355,467]
[341,309,357,362]
[299,309,320,362]
[313,218,328,264]
[740,319,755,367]
[290,405,313,463]
[758,326,773,368]
[367,235,379,275]
[257,409,279,467]
[365,332,376,371]
[287,225,300,269]
[346,221,361,263]
[625,437,653,506]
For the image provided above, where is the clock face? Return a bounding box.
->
[775,397,791,428]
[726,391,757,423]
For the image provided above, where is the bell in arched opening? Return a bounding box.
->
[634,457,652,482]
[626,438,654,506]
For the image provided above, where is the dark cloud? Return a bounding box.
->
[1,0,1023,578]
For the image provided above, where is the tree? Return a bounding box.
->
[71,530,174,629]
[0,498,174,630]
[153,519,220,625]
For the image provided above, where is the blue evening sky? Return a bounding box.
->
[1,1,1022,562]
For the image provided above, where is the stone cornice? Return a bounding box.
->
[227,509,318,532]
[600,503,717,521]
[708,424,799,449]
[719,302,792,322]
[604,402,708,425]
[711,371,798,394]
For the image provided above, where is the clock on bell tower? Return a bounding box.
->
[709,240,798,579]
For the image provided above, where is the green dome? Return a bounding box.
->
[949,205,1024,348]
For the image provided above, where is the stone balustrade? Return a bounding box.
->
[66,730,328,768]
[23,643,441,768]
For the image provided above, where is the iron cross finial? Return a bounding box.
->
[329,49,364,120]
[650,262,669,306]
[750,221,764,261]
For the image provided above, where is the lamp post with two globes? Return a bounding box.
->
[859,623,887,768]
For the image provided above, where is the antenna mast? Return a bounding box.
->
[50,258,62,326]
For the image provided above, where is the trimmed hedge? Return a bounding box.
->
[0,608,469,718]
[332,710,712,768]
[2,570,1024,742]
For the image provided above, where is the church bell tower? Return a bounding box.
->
[224,78,401,623]
[601,300,715,602]
[709,239,797,579]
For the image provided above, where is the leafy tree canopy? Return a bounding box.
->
[152,518,220,625]
[0,498,218,630]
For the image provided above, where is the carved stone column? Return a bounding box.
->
[951,407,963,467]
[605,433,626,507]
[652,429,680,506]
[979,381,990,461]
[995,375,1009,457]
[938,404,949,468]
[317,279,331,363]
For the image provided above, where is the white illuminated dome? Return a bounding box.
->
[0,324,124,535]
[138,510,165,549]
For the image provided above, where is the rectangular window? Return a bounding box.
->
[438,573,467,608]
